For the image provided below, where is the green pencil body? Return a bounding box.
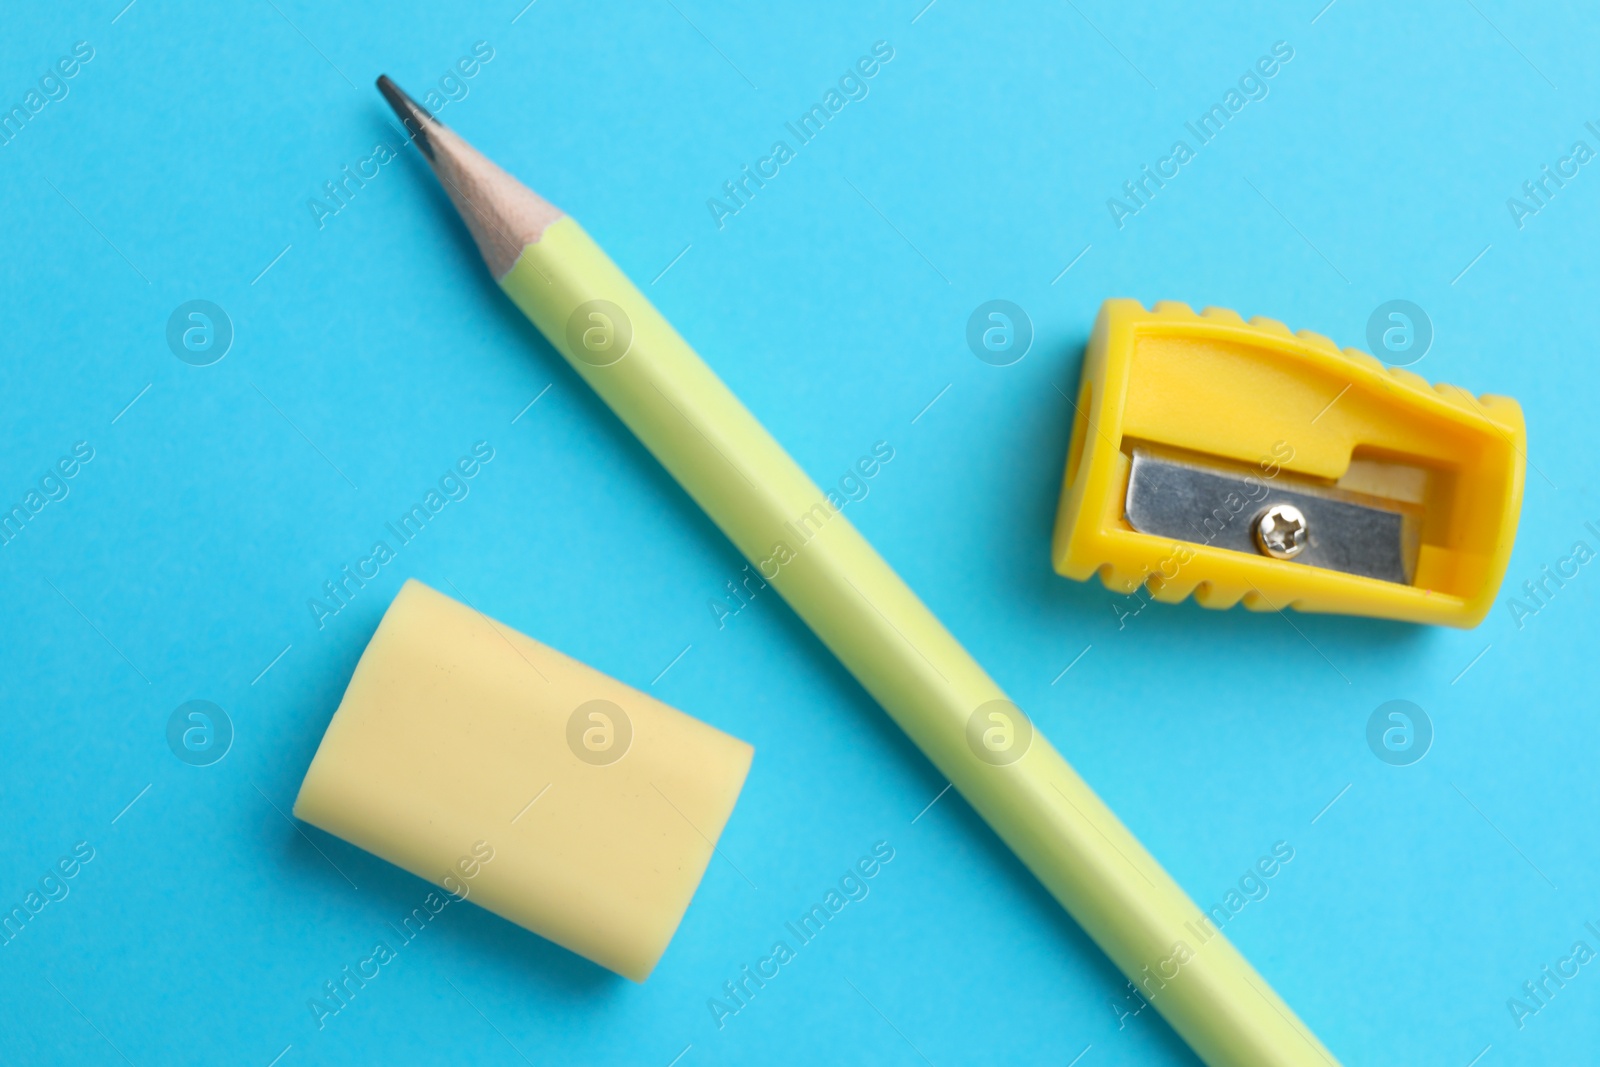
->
[496,218,1337,1067]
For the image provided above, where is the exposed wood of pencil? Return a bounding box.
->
[377,75,562,280]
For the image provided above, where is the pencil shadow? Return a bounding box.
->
[686,563,1205,1063]
[934,779,1205,1065]
[378,107,496,282]
[473,253,758,582]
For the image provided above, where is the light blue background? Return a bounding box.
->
[1,2,1596,1064]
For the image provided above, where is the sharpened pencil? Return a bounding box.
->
[377,75,1340,1067]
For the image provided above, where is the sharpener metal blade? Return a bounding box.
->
[1124,449,1417,584]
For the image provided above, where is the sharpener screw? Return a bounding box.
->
[1254,504,1309,560]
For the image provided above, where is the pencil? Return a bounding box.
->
[377,76,1340,1067]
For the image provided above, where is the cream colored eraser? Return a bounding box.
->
[292,578,753,981]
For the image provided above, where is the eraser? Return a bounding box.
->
[293,579,753,981]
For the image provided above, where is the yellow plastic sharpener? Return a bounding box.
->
[1051,299,1526,628]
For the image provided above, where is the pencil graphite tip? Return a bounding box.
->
[376,75,436,160]
[374,72,564,279]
